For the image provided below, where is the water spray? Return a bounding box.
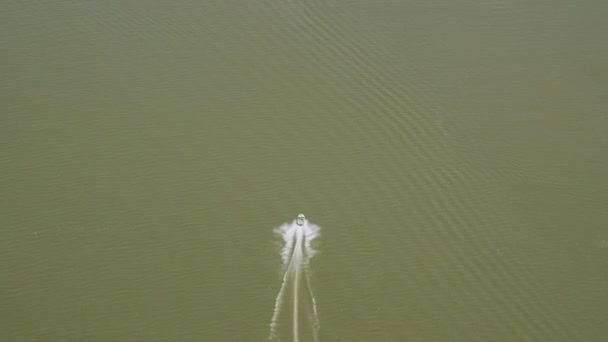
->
[269,214,320,341]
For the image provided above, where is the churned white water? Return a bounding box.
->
[269,215,320,342]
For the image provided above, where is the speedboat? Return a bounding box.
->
[296,213,305,226]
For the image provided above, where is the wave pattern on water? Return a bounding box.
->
[256,0,587,340]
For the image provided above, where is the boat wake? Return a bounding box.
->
[269,214,320,342]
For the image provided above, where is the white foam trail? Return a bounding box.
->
[269,216,320,341]
[304,268,320,342]
[293,227,302,342]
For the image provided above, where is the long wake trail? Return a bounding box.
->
[269,214,320,342]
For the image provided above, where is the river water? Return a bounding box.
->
[2,0,607,340]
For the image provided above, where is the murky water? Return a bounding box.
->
[2,0,607,340]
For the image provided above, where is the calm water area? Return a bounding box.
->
[2,0,607,340]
